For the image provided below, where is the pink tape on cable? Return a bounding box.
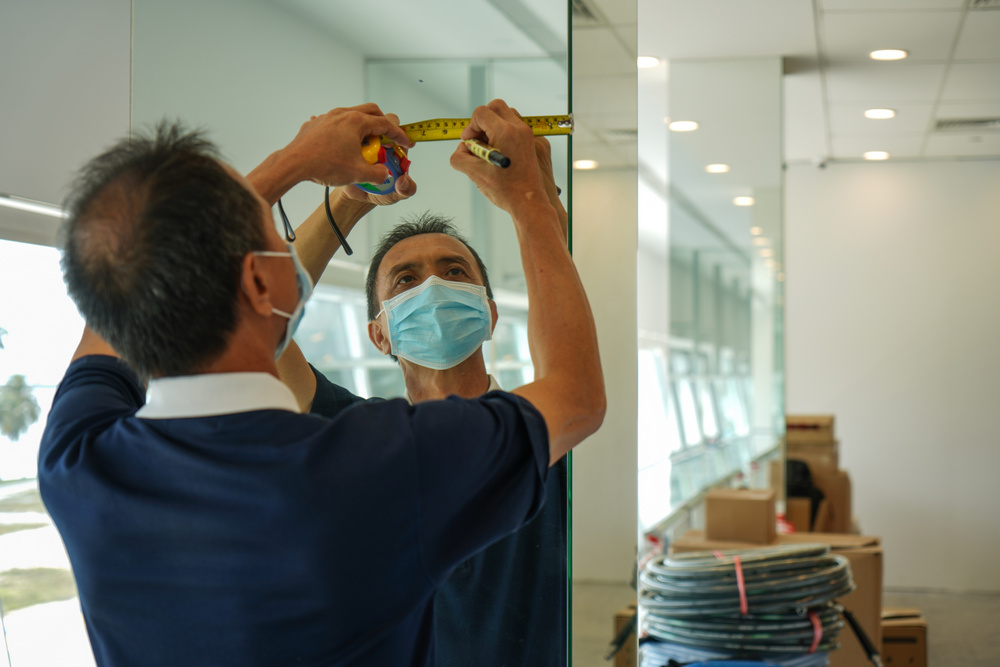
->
[712,551,749,615]
[808,610,822,654]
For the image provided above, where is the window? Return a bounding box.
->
[0,239,95,666]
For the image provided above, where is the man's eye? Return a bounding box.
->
[446,267,466,277]
[396,275,415,286]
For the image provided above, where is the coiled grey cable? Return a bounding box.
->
[639,544,855,661]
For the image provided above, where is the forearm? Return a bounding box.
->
[509,200,605,461]
[245,149,305,206]
[293,188,375,284]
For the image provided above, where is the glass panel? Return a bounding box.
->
[637,56,785,533]
[128,2,571,667]
[0,240,94,666]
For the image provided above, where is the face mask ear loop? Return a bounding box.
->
[277,199,296,242]
[324,186,353,256]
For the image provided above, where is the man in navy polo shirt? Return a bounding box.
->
[276,138,571,666]
[39,101,605,666]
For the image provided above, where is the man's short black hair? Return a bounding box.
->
[364,212,493,322]
[60,121,268,378]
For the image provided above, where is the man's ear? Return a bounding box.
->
[241,253,276,317]
[489,299,499,335]
[367,318,392,356]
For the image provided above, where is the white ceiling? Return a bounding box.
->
[631,0,1000,164]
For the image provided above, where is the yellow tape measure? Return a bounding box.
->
[401,114,573,142]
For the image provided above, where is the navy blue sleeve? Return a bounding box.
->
[308,364,369,418]
[409,391,550,581]
[38,355,145,470]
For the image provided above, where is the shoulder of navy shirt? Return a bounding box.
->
[311,365,569,667]
[37,355,550,667]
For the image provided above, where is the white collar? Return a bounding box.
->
[404,374,502,404]
[136,372,301,419]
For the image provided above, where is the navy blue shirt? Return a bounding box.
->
[38,356,549,667]
[312,369,568,667]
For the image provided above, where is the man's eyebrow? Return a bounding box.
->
[435,255,474,269]
[384,261,419,282]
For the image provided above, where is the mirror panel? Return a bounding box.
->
[637,57,785,538]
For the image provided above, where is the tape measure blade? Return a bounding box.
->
[402,114,573,142]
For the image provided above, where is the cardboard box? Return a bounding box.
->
[786,442,840,470]
[705,488,777,544]
[773,459,849,533]
[809,467,852,533]
[881,609,927,667]
[785,496,811,531]
[785,414,836,443]
[670,531,882,667]
[613,603,637,667]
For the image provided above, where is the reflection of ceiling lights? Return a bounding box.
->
[734,196,754,206]
[0,194,67,218]
[752,237,769,246]
[870,49,908,60]
[637,56,660,68]
[864,151,890,160]
[750,226,763,236]
[705,164,730,173]
[765,259,777,269]
[777,272,785,282]
[760,248,774,258]
[668,120,699,132]
[865,108,896,119]
[573,159,599,170]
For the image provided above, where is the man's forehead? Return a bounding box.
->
[378,233,482,283]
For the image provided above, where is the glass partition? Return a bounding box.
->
[0,2,570,665]
[637,57,785,541]
[132,3,569,400]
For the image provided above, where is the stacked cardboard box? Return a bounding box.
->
[705,488,776,544]
[780,415,853,534]
[785,414,839,469]
[881,608,927,667]
[612,603,637,667]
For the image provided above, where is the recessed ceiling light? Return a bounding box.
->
[752,237,770,246]
[864,151,890,161]
[637,56,660,69]
[760,248,774,258]
[734,196,755,206]
[750,226,763,236]
[865,108,896,120]
[705,164,730,174]
[0,194,67,218]
[870,49,908,61]
[668,120,699,132]
[777,272,786,282]
[573,159,599,170]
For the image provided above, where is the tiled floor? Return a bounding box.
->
[572,581,635,667]
[573,582,1000,667]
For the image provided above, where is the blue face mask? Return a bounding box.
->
[253,244,313,360]
[378,275,492,371]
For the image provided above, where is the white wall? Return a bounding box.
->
[132,0,366,232]
[785,159,1000,592]
[0,0,131,245]
[572,167,638,582]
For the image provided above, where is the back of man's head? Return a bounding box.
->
[61,121,268,378]
[364,213,494,323]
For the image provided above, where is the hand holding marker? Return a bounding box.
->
[400,114,573,168]
[355,113,572,192]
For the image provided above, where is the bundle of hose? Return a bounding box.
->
[639,543,854,659]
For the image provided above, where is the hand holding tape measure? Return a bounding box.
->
[355,112,572,193]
